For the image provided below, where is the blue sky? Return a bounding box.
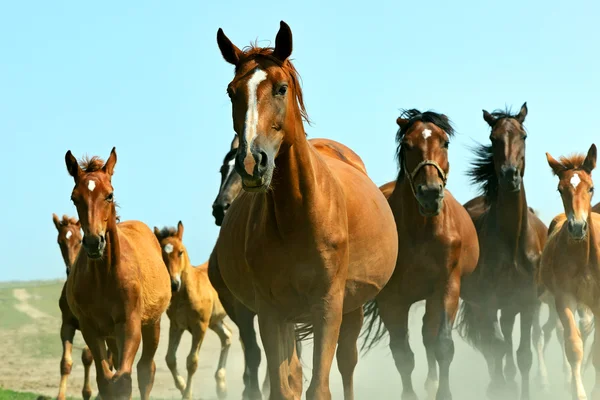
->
[1,1,598,281]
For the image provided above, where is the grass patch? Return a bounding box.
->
[0,387,45,400]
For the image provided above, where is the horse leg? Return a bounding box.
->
[257,303,296,400]
[556,295,587,400]
[499,309,517,383]
[81,346,94,400]
[590,308,600,400]
[235,305,263,400]
[556,312,574,389]
[58,321,76,400]
[211,319,233,399]
[517,305,535,400]
[80,323,114,399]
[288,328,303,397]
[165,324,186,395]
[485,310,508,399]
[422,312,438,398]
[378,298,417,400]
[113,315,142,400]
[579,306,594,358]
[136,320,160,400]
[179,321,206,400]
[532,303,549,391]
[336,307,364,400]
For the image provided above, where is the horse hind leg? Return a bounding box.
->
[422,314,438,398]
[211,319,232,399]
[517,306,536,400]
[165,324,186,395]
[136,320,160,400]
[532,303,550,391]
[335,307,364,400]
[81,346,94,400]
[182,322,208,400]
[234,306,263,400]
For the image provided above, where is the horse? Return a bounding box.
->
[362,110,480,400]
[541,144,600,400]
[53,213,114,400]
[211,134,372,400]
[457,103,548,400]
[154,221,232,400]
[212,21,398,399]
[63,148,171,400]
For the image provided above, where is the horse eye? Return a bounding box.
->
[106,193,114,202]
[443,141,449,149]
[178,250,184,256]
[276,85,288,96]
[523,134,528,140]
[590,187,595,194]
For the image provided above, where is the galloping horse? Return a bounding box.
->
[53,214,114,400]
[210,136,368,399]
[458,104,547,400]
[64,148,171,400]
[362,110,479,400]
[211,21,398,399]
[541,144,600,400]
[154,221,231,400]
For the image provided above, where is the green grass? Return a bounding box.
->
[0,387,48,400]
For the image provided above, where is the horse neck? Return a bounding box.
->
[90,213,120,276]
[492,185,529,245]
[269,119,323,232]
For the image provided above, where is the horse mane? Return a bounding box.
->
[155,226,178,241]
[467,144,497,201]
[487,106,526,126]
[59,215,79,226]
[79,156,105,172]
[549,153,588,175]
[237,44,310,125]
[395,109,455,181]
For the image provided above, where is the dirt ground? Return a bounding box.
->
[0,283,596,400]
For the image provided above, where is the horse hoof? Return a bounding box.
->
[401,391,419,400]
[425,378,439,393]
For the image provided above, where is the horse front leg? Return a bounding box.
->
[80,322,114,400]
[58,321,76,400]
[211,319,233,399]
[335,307,364,400]
[113,314,142,400]
[517,304,535,400]
[556,294,587,400]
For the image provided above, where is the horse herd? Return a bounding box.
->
[47,20,600,400]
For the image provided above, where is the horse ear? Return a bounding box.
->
[483,110,497,127]
[153,227,160,238]
[217,28,242,66]
[103,147,117,176]
[65,151,82,180]
[273,21,293,62]
[583,144,597,173]
[52,213,61,230]
[75,220,81,227]
[396,117,409,129]
[546,152,564,176]
[177,221,184,240]
[516,102,528,124]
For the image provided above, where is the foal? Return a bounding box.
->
[154,221,232,400]
[541,144,600,400]
[363,110,479,400]
[64,148,171,400]
[53,214,98,400]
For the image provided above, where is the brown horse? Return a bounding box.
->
[210,135,368,399]
[362,110,479,400]
[541,144,600,400]
[154,221,232,400]
[212,21,398,399]
[458,103,548,400]
[64,148,171,400]
[53,213,106,400]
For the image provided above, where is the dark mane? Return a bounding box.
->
[155,226,178,241]
[79,156,105,172]
[395,109,454,180]
[238,45,310,125]
[550,153,588,175]
[489,107,520,121]
[467,144,497,201]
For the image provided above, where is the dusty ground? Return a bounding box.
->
[0,280,595,399]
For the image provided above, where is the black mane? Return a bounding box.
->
[395,109,454,181]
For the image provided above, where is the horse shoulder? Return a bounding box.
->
[309,138,368,175]
[445,191,480,274]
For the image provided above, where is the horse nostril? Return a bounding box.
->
[259,151,268,168]
[223,203,231,211]
[99,235,105,244]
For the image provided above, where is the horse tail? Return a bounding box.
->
[455,300,486,351]
[359,299,388,353]
[295,323,314,342]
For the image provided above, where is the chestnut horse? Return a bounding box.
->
[541,144,600,400]
[53,213,113,400]
[212,21,398,399]
[210,135,368,399]
[458,104,547,400]
[64,148,171,400]
[362,110,479,400]
[154,221,232,400]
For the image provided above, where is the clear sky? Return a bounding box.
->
[1,1,598,281]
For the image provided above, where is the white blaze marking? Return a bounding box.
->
[87,180,96,192]
[65,231,72,239]
[422,129,432,139]
[571,173,581,188]
[244,69,268,146]
[164,244,173,254]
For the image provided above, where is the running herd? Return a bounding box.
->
[50,20,600,400]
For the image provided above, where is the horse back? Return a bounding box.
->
[309,138,368,175]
